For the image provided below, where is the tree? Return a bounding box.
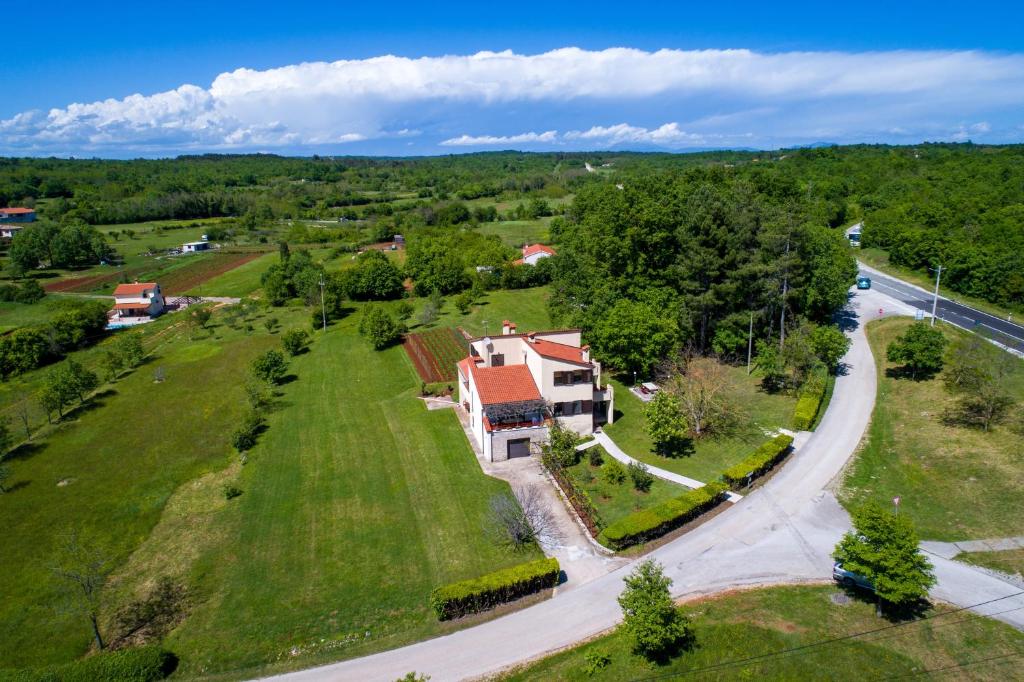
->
[52,531,113,651]
[115,332,145,369]
[251,349,288,385]
[587,300,680,376]
[64,359,99,404]
[545,420,580,468]
[192,307,212,330]
[618,560,692,661]
[395,300,414,322]
[358,305,401,350]
[628,461,654,492]
[943,343,1018,431]
[810,324,851,369]
[834,502,935,610]
[231,410,265,452]
[486,486,562,550]
[0,463,10,494]
[454,291,473,314]
[886,323,948,379]
[663,356,734,438]
[101,349,124,381]
[645,390,686,455]
[281,329,310,356]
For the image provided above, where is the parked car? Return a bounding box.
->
[857,276,872,290]
[833,562,874,591]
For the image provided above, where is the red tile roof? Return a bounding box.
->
[468,364,541,405]
[0,207,34,215]
[526,338,589,366]
[522,243,556,258]
[113,282,158,296]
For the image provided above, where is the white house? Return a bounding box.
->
[109,282,165,327]
[513,243,555,266]
[0,224,25,239]
[457,320,614,462]
[182,240,210,253]
[0,207,36,224]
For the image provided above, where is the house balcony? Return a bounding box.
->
[482,415,552,433]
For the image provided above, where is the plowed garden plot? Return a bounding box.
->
[44,270,144,293]
[404,327,469,383]
[159,252,264,293]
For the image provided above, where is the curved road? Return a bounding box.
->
[268,287,1024,681]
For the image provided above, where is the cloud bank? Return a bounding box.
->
[3,47,1024,154]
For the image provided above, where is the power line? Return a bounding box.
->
[631,590,1024,681]
[875,651,1024,680]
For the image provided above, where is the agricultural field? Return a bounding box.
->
[187,251,278,298]
[502,585,1024,680]
[602,366,797,483]
[403,327,469,383]
[841,317,1024,541]
[478,219,552,247]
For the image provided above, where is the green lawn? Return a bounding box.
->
[0,296,79,333]
[956,549,1024,578]
[602,367,796,483]
[566,447,685,526]
[162,309,542,678]
[840,318,1024,541]
[0,307,291,668]
[478,219,551,247]
[411,286,553,338]
[502,585,1024,680]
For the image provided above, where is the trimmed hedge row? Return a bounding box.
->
[597,482,729,551]
[0,647,177,682]
[721,434,794,489]
[430,557,560,620]
[792,368,828,430]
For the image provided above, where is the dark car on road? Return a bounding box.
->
[857,276,872,290]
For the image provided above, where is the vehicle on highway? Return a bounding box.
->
[856,276,872,290]
[833,562,874,591]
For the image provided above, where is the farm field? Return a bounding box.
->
[565,446,685,528]
[502,585,1024,680]
[404,327,468,383]
[840,317,1024,541]
[424,286,553,338]
[187,251,278,297]
[478,218,551,247]
[602,366,796,483]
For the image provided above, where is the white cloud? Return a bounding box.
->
[440,130,557,146]
[2,46,1024,152]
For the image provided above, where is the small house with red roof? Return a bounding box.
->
[109,282,165,327]
[0,207,36,238]
[457,320,614,462]
[513,243,556,266]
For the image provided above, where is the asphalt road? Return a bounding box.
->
[264,287,1024,682]
[858,261,1024,353]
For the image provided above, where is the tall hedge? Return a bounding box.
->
[597,482,728,551]
[0,646,177,682]
[430,557,560,620]
[721,434,794,489]
[792,372,827,430]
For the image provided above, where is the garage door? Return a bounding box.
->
[507,438,531,458]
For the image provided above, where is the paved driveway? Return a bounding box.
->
[265,287,1024,681]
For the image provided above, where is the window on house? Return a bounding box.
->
[491,353,504,367]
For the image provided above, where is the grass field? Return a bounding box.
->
[161,308,541,678]
[840,317,1024,541]
[502,585,1024,680]
[410,286,553,338]
[602,367,797,483]
[0,306,290,668]
[565,447,685,527]
[478,219,551,247]
[0,296,79,333]
[956,549,1024,578]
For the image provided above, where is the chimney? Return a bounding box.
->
[502,320,516,335]
[581,344,590,362]
[527,332,536,344]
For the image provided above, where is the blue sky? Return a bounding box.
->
[3,0,1024,156]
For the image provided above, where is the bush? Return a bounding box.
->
[0,646,177,681]
[281,328,310,356]
[628,461,654,492]
[358,304,402,350]
[601,458,627,485]
[429,557,560,620]
[598,482,728,550]
[721,434,794,489]
[587,445,604,467]
[223,485,243,500]
[792,368,827,430]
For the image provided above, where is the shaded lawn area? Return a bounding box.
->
[165,310,542,678]
[956,549,1024,578]
[0,309,291,668]
[840,318,1024,541]
[602,366,796,483]
[502,585,1024,680]
[566,447,686,526]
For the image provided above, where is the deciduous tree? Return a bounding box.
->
[886,323,947,379]
[618,560,692,661]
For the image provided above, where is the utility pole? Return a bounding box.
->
[318,274,327,331]
[779,236,790,351]
[747,310,754,375]
[930,265,943,327]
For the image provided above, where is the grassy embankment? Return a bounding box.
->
[841,317,1024,541]
[502,585,1024,680]
[602,366,797,483]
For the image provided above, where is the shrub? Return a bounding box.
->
[429,557,560,620]
[359,304,402,350]
[0,646,177,681]
[628,461,654,492]
[721,434,794,489]
[584,649,612,675]
[792,368,827,430]
[251,349,288,384]
[223,485,243,500]
[281,328,310,356]
[587,446,604,467]
[598,482,728,550]
[601,458,627,485]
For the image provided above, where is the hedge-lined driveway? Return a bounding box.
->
[267,286,1024,682]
